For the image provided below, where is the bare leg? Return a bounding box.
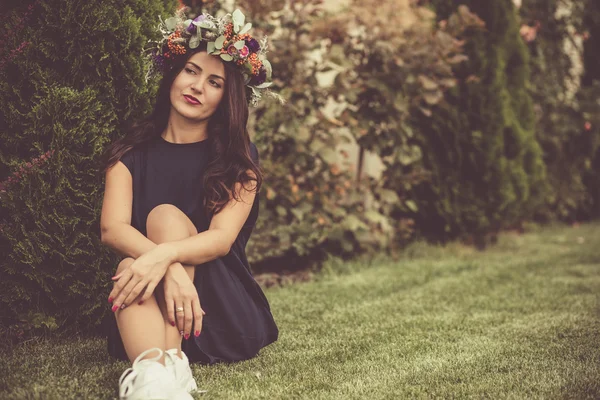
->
[145,204,198,358]
[113,257,167,365]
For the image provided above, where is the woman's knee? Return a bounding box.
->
[146,204,197,241]
[116,257,135,274]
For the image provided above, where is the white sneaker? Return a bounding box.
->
[165,348,208,394]
[118,347,194,400]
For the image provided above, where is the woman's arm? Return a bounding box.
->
[164,173,257,266]
[100,160,225,266]
[100,159,160,259]
[100,222,158,259]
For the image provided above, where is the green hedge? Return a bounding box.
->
[413,0,547,244]
[517,0,600,222]
[0,0,177,339]
[3,0,591,339]
[582,0,600,216]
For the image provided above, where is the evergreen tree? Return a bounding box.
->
[518,0,599,222]
[0,0,177,338]
[582,0,600,216]
[413,0,547,243]
[582,0,600,87]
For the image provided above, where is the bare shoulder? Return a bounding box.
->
[100,160,133,234]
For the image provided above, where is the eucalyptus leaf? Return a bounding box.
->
[215,35,226,49]
[207,41,216,54]
[189,34,201,49]
[255,82,273,89]
[234,40,245,50]
[239,22,252,35]
[164,17,178,31]
[232,9,245,33]
[196,21,215,30]
[263,59,272,80]
[220,53,233,61]
[184,19,192,28]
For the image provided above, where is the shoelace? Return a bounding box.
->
[164,350,207,394]
[164,350,182,382]
[118,348,164,399]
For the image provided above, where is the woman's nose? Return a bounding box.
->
[190,77,207,92]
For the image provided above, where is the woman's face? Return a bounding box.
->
[169,51,226,121]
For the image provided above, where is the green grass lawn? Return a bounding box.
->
[1,223,600,399]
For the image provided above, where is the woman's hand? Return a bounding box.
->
[163,264,205,339]
[109,244,176,310]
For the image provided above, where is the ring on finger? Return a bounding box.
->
[176,306,184,313]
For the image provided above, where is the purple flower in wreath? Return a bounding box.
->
[186,23,197,35]
[245,38,260,53]
[186,14,207,35]
[249,68,267,85]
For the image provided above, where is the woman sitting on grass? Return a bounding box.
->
[99,8,280,399]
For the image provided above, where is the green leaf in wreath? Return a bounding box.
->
[239,22,252,35]
[189,34,201,49]
[220,53,233,61]
[262,59,272,80]
[215,35,226,49]
[255,82,272,89]
[232,9,245,33]
[164,17,178,31]
[207,41,216,54]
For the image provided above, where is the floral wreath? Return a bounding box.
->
[143,7,283,107]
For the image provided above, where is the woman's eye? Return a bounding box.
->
[210,80,221,88]
[185,68,195,74]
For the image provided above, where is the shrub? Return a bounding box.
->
[412,0,547,244]
[0,0,178,339]
[519,0,600,221]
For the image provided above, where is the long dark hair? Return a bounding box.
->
[100,42,262,218]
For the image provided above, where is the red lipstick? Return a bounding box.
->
[184,95,201,105]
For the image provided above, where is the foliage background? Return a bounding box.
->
[0,0,599,339]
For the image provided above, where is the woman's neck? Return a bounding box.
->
[161,115,209,144]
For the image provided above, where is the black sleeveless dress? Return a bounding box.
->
[105,135,278,364]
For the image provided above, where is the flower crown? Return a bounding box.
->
[143,7,283,107]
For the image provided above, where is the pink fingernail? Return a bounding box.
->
[108,297,113,303]
[170,321,175,327]
[195,330,200,337]
[184,333,190,340]
[138,301,144,305]
[112,305,119,312]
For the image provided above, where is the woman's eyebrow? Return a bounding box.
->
[187,61,225,81]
